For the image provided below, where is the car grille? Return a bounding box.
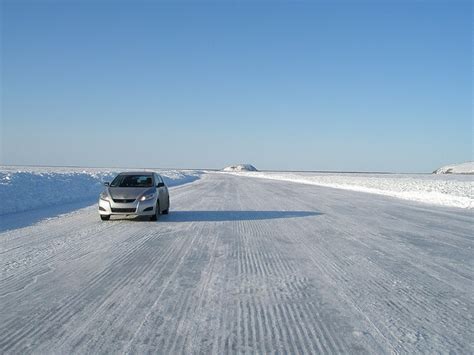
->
[112,199,136,203]
[111,208,136,213]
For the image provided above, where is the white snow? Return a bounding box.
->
[223,171,474,209]
[433,161,474,175]
[223,164,258,172]
[0,166,203,215]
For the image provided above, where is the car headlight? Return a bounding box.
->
[100,192,109,201]
[140,193,156,201]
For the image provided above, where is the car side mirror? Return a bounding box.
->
[157,182,165,187]
[103,182,110,186]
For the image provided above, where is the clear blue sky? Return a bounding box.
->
[1,0,472,172]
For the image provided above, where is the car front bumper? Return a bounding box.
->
[98,198,157,216]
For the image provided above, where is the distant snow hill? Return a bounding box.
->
[223,164,258,172]
[433,162,474,175]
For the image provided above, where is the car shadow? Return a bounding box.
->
[0,198,97,233]
[158,210,322,222]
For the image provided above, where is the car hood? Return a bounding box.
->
[108,187,154,200]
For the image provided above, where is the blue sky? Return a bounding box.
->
[1,0,472,172]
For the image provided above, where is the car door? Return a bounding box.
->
[161,175,170,209]
[155,174,167,209]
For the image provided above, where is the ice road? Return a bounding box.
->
[0,173,472,353]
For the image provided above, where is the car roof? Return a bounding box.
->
[118,171,155,176]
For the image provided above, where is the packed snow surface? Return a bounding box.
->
[0,173,471,353]
[223,171,473,209]
[433,161,474,175]
[0,166,203,215]
[223,164,258,172]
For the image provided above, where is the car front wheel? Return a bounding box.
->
[100,215,110,221]
[150,200,160,221]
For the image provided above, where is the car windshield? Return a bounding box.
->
[110,175,153,188]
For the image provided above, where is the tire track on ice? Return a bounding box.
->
[0,226,179,352]
[0,221,136,298]
[297,224,470,352]
[121,221,207,354]
[63,220,203,353]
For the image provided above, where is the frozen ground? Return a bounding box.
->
[0,173,472,353]
[223,171,473,209]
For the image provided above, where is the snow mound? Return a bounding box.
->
[433,162,474,175]
[0,166,203,215]
[223,164,258,172]
[223,171,474,209]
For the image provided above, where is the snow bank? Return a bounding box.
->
[0,166,203,215]
[224,171,474,209]
[433,162,474,175]
[223,164,258,172]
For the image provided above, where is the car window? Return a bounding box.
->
[110,175,153,187]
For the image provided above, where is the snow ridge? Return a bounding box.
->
[0,166,203,215]
[223,171,473,209]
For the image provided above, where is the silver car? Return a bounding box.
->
[98,172,170,221]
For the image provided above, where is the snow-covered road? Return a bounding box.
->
[1,173,472,353]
